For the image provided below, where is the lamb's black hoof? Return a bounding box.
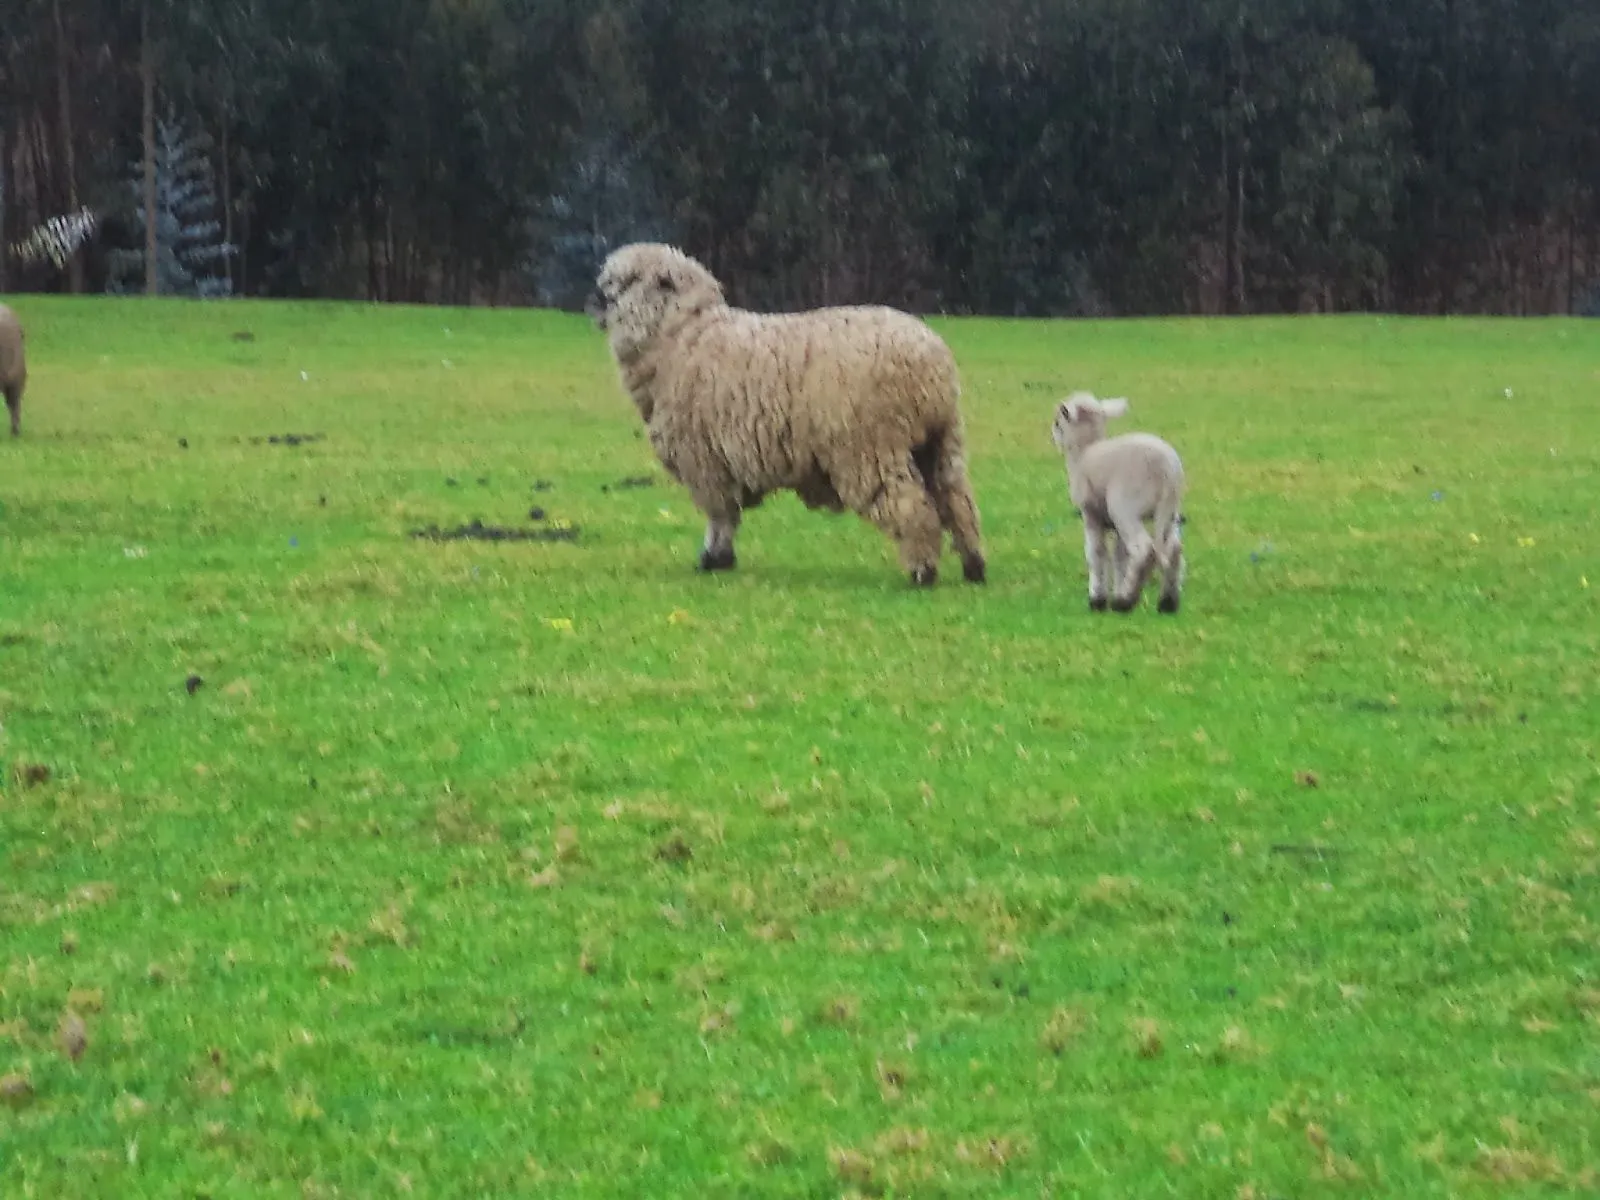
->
[1110,596,1138,613]
[909,566,938,588]
[1088,596,1108,612]
[962,555,987,584]
[1158,595,1180,615]
[698,548,736,572]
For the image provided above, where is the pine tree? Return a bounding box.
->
[108,114,235,297]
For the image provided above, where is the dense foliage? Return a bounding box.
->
[3,0,1597,313]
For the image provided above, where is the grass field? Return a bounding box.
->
[1,296,1597,1197]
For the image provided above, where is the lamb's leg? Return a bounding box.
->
[923,430,986,583]
[4,385,18,437]
[1107,503,1158,614]
[1110,531,1130,600]
[1157,515,1184,614]
[1084,514,1113,611]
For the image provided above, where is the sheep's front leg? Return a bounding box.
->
[837,458,943,587]
[699,506,742,572]
[1083,514,1113,611]
[4,385,19,437]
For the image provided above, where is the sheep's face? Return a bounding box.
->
[589,243,725,361]
[1052,392,1128,458]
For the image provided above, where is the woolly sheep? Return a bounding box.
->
[587,242,986,587]
[1051,391,1185,614]
[0,304,25,438]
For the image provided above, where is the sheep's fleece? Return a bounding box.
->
[588,243,986,585]
[0,303,25,438]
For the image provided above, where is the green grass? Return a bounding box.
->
[2,297,1597,1197]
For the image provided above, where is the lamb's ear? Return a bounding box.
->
[1101,397,1129,419]
[1056,399,1076,422]
[657,273,677,293]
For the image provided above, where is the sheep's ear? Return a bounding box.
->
[657,273,677,293]
[1055,399,1073,422]
[1101,397,1129,419]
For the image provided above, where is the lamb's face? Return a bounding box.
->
[1052,392,1128,458]
[1049,403,1079,453]
[588,243,724,360]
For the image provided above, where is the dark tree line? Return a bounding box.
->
[3,0,1598,314]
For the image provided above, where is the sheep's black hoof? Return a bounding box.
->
[1110,596,1138,613]
[1158,595,1180,614]
[1088,596,1108,612]
[909,566,938,588]
[698,548,736,572]
[962,555,987,584]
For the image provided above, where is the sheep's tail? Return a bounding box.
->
[917,418,987,583]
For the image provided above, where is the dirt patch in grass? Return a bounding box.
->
[12,763,52,788]
[409,519,580,544]
[251,433,325,447]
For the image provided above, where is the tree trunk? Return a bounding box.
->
[1567,207,1576,315]
[52,0,83,292]
[1220,146,1231,315]
[221,111,234,294]
[363,192,379,301]
[142,0,159,295]
[1221,136,1238,316]
[0,122,9,293]
[238,200,249,296]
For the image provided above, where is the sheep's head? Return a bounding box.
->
[1051,391,1128,458]
[588,243,725,361]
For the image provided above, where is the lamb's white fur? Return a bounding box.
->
[1051,392,1185,613]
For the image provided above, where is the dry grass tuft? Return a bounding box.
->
[1041,1005,1089,1055]
[1129,1017,1163,1059]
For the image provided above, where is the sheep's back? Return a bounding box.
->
[652,305,960,488]
[1079,434,1184,513]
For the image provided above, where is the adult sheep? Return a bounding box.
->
[0,304,25,438]
[587,243,986,587]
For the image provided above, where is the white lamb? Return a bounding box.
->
[1050,392,1186,614]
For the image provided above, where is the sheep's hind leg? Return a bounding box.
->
[919,433,986,583]
[1157,516,1184,614]
[1107,509,1158,613]
[4,385,19,437]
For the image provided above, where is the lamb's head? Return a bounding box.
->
[588,243,725,361]
[1051,391,1128,459]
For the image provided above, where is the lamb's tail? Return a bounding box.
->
[1153,484,1184,573]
